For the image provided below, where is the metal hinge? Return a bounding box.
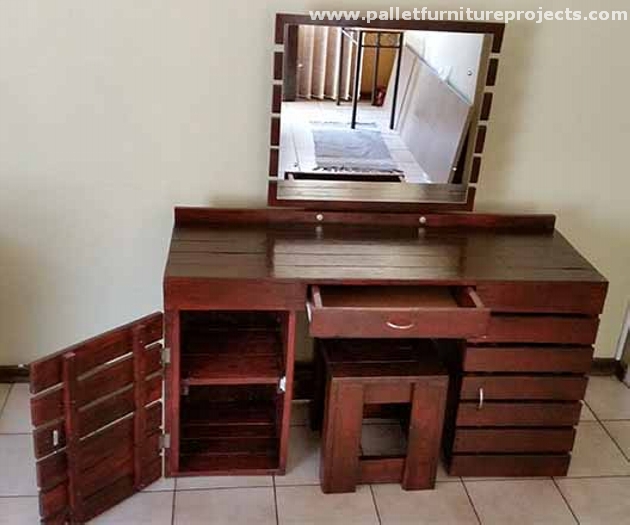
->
[160,434,171,449]
[278,376,287,393]
[161,347,171,366]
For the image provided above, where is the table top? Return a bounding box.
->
[164,208,605,285]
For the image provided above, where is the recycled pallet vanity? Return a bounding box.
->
[27,14,609,524]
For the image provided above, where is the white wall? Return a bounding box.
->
[405,30,484,102]
[1,0,629,364]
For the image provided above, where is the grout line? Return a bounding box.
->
[460,479,482,525]
[586,403,630,464]
[174,484,274,493]
[552,477,580,524]
[0,433,33,436]
[0,384,13,417]
[272,475,280,525]
[369,485,382,525]
[170,488,176,525]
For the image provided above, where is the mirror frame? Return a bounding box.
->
[268,13,504,212]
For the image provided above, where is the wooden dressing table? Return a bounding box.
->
[27,14,608,524]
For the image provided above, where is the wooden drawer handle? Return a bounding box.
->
[478,388,484,410]
[386,321,415,330]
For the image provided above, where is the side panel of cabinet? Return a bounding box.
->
[29,313,164,524]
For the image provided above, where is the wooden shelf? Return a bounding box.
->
[181,331,283,386]
[180,397,280,474]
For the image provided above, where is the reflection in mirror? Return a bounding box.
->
[279,26,488,189]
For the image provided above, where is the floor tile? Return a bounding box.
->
[602,420,630,458]
[0,384,31,433]
[174,487,275,525]
[275,426,320,486]
[585,376,630,420]
[92,491,174,524]
[176,474,272,490]
[0,435,38,496]
[556,477,630,524]
[276,485,379,525]
[580,402,597,421]
[465,479,575,525]
[142,476,175,492]
[290,401,309,426]
[0,384,10,411]
[0,497,40,524]
[373,482,477,524]
[566,421,630,477]
[361,424,406,456]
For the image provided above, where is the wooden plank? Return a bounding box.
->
[453,428,576,453]
[30,312,163,394]
[449,454,570,477]
[478,316,600,345]
[475,282,608,315]
[456,402,582,427]
[480,92,493,121]
[460,376,588,401]
[463,346,594,373]
[62,353,82,522]
[273,51,283,80]
[40,482,68,521]
[359,457,404,484]
[270,116,280,146]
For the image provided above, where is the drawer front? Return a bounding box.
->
[475,282,607,315]
[474,316,599,345]
[308,286,490,339]
[460,376,588,401]
[453,428,576,453]
[449,454,570,477]
[463,346,594,373]
[456,402,582,427]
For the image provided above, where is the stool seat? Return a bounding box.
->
[315,339,449,493]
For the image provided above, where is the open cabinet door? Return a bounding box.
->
[29,312,165,524]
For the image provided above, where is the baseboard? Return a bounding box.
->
[591,358,627,381]
[0,365,30,383]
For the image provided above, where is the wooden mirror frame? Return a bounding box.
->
[267,13,504,212]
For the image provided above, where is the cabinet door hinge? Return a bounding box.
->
[161,347,171,366]
[160,434,171,449]
[278,376,287,393]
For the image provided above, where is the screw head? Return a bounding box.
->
[419,216,427,225]
[316,213,324,222]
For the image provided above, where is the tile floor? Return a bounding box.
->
[1,377,630,524]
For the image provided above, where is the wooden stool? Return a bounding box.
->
[315,340,449,493]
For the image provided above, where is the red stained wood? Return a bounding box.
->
[359,457,405,484]
[463,345,594,373]
[269,147,279,176]
[30,312,163,394]
[475,282,608,315]
[453,428,576,453]
[449,454,570,477]
[480,92,493,121]
[475,125,487,154]
[478,315,600,345]
[455,401,582,427]
[470,156,482,184]
[486,58,499,86]
[272,84,282,113]
[273,51,283,80]
[460,376,588,401]
[270,116,280,146]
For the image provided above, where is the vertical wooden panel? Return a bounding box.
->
[272,84,282,114]
[165,310,179,477]
[62,353,82,523]
[269,148,279,177]
[486,58,499,86]
[277,311,296,473]
[480,92,493,121]
[132,327,146,490]
[273,51,284,80]
[470,156,482,184]
[270,117,281,147]
[475,126,487,154]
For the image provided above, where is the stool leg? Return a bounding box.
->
[402,378,448,490]
[309,342,326,431]
[320,379,364,493]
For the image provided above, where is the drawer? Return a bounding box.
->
[456,402,582,427]
[473,315,599,345]
[307,285,490,339]
[462,346,594,373]
[449,454,570,477]
[453,428,576,453]
[460,376,588,401]
[475,282,607,315]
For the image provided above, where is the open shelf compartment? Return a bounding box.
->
[179,384,282,475]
